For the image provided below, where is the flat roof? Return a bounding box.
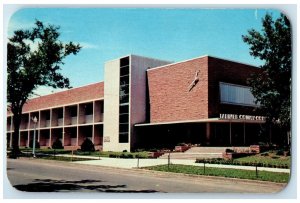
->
[147,54,259,72]
[135,118,265,126]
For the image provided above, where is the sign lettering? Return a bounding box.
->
[219,114,266,121]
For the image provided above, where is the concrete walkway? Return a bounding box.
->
[67,156,290,173]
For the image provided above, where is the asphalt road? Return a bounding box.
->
[6,158,287,195]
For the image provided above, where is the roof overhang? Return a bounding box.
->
[135,118,266,127]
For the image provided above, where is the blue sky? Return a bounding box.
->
[7,8,282,95]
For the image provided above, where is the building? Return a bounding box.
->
[7,54,278,152]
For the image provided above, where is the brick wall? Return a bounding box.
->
[147,56,209,123]
[207,57,262,117]
[147,56,263,123]
[21,82,104,113]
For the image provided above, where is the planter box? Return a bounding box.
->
[174,145,190,152]
[148,151,164,158]
[250,145,270,153]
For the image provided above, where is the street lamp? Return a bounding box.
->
[32,116,38,158]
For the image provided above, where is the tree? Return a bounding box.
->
[242,13,291,144]
[7,20,81,157]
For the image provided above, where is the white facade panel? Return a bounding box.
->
[103,59,131,151]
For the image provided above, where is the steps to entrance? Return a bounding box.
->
[159,147,249,160]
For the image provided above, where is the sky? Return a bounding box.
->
[6,7,282,96]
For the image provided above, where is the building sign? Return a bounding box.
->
[219,114,266,121]
[103,136,110,142]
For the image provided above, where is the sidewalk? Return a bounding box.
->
[63,155,290,173]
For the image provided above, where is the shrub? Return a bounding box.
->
[120,153,134,159]
[81,138,95,152]
[52,139,63,149]
[109,153,118,158]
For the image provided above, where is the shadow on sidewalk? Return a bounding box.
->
[13,179,159,193]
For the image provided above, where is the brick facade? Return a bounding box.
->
[21,82,104,113]
[147,56,262,123]
[147,56,209,123]
[207,57,262,117]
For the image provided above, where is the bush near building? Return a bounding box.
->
[52,139,64,149]
[80,138,95,152]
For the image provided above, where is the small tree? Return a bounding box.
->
[81,138,95,152]
[7,20,81,157]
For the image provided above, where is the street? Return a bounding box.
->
[6,158,287,194]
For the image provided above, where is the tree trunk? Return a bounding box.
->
[11,111,22,158]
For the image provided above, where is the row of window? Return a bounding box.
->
[119,57,130,143]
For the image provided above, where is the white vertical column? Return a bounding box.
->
[76,104,79,147]
[62,106,65,146]
[27,114,31,147]
[38,111,41,142]
[92,101,95,144]
[49,108,52,147]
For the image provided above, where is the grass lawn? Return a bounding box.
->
[16,148,150,159]
[39,156,95,162]
[234,151,291,168]
[74,150,150,158]
[145,164,290,183]
[196,150,291,168]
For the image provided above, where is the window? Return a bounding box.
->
[119,56,130,143]
[219,82,258,107]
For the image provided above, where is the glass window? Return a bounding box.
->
[219,82,259,107]
[119,132,129,143]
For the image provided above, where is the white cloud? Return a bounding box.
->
[254,9,258,20]
[7,19,34,37]
[30,86,67,98]
[23,39,41,52]
[80,42,99,50]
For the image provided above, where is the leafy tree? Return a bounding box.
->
[7,20,81,157]
[242,13,291,144]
